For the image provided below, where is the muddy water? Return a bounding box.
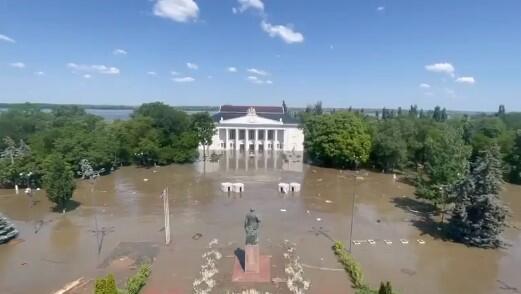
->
[0,151,520,294]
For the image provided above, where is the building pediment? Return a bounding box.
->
[219,114,283,125]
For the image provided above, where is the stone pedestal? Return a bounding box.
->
[232,245,271,283]
[245,245,260,273]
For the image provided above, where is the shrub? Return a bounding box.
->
[95,274,118,294]
[332,241,398,294]
[125,264,151,294]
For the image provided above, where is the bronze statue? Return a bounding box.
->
[244,208,261,245]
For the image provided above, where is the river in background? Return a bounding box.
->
[0,151,520,294]
[0,108,215,121]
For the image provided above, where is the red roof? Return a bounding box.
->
[220,105,283,114]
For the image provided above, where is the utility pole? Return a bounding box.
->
[348,171,357,253]
[163,187,171,245]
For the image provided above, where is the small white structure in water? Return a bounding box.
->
[289,182,301,192]
[232,183,244,193]
[278,183,290,193]
[220,182,233,192]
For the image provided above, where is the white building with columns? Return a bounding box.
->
[205,104,304,152]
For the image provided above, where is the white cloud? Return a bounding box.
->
[227,66,237,72]
[9,62,25,69]
[186,62,198,70]
[247,75,271,84]
[419,83,431,89]
[247,76,262,84]
[153,0,199,23]
[234,0,264,13]
[147,71,157,76]
[425,62,455,77]
[0,34,15,43]
[377,6,385,11]
[34,71,45,76]
[83,74,92,79]
[173,76,195,82]
[247,68,268,76]
[445,88,456,98]
[261,21,304,44]
[455,76,476,85]
[67,63,120,75]
[113,49,127,55]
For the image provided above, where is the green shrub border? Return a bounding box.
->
[332,241,397,294]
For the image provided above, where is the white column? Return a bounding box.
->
[280,129,285,151]
[235,128,239,151]
[254,129,259,151]
[275,129,279,150]
[225,128,229,150]
[263,129,268,153]
[243,128,247,152]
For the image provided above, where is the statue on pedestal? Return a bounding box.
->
[244,208,260,245]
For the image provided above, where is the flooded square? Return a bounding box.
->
[0,152,520,294]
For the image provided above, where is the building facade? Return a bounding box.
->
[206,105,304,152]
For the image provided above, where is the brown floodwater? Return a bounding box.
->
[0,151,520,294]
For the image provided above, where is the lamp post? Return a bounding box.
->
[348,158,360,253]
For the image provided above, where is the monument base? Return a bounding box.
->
[232,255,271,283]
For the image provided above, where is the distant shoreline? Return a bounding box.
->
[0,103,220,112]
[0,102,496,116]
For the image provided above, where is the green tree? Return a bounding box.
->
[506,130,521,184]
[371,119,407,172]
[378,282,393,294]
[304,112,372,168]
[133,102,190,140]
[416,124,471,218]
[497,104,506,116]
[313,101,323,115]
[449,145,509,248]
[468,117,513,158]
[191,112,215,160]
[43,154,76,213]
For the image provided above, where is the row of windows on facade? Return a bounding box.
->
[223,129,281,141]
[220,142,283,150]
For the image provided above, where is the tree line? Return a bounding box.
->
[0,102,215,211]
[302,103,519,248]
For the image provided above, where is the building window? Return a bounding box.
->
[221,143,225,148]
[267,130,274,140]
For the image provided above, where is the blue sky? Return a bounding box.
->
[1,0,520,111]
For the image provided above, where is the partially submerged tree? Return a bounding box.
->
[43,154,76,213]
[191,112,215,160]
[371,119,408,172]
[416,124,471,215]
[304,112,371,169]
[449,145,509,248]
